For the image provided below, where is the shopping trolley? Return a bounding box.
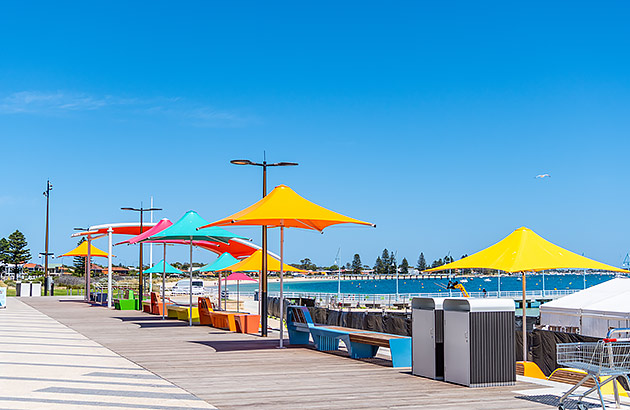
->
[556,328,630,410]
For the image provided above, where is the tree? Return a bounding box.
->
[0,238,8,274]
[417,252,427,271]
[388,252,397,275]
[400,257,409,275]
[351,254,362,275]
[374,256,385,274]
[297,258,317,271]
[6,230,31,280]
[73,238,86,275]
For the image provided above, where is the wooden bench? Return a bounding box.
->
[348,332,412,368]
[286,305,411,367]
[234,313,260,334]
[166,305,200,322]
[151,292,174,315]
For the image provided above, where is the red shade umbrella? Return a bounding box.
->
[222,272,257,312]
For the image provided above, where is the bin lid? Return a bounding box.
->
[443,298,515,312]
[412,297,446,310]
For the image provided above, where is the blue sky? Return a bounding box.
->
[1,2,630,268]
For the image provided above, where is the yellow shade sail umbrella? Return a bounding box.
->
[222,249,306,273]
[201,184,375,231]
[58,241,109,258]
[424,226,628,362]
[202,184,374,346]
[425,227,626,273]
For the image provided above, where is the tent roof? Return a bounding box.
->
[425,227,627,273]
[71,222,158,237]
[117,219,172,245]
[223,272,257,282]
[201,184,375,232]
[145,211,246,243]
[224,249,306,272]
[197,253,239,272]
[541,278,630,313]
[145,259,182,274]
[58,241,109,258]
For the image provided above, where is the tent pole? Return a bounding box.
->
[86,236,92,302]
[237,280,240,312]
[522,271,527,362]
[162,244,166,320]
[217,270,221,311]
[279,226,285,348]
[107,227,113,308]
[189,239,193,327]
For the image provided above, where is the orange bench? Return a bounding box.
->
[234,314,260,334]
[198,297,215,325]
[151,292,174,315]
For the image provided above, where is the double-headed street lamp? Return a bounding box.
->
[121,205,161,309]
[230,158,298,337]
[42,180,53,295]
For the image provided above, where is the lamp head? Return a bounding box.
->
[230,159,253,165]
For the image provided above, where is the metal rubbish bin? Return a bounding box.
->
[443,298,515,387]
[412,297,445,380]
[30,283,41,297]
[16,282,30,297]
[0,287,6,308]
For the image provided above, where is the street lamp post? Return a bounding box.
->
[43,180,52,295]
[230,158,298,337]
[121,205,161,310]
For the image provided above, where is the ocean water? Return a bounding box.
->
[228,273,617,294]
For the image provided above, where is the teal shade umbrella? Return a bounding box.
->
[197,252,239,311]
[145,259,182,275]
[142,211,245,325]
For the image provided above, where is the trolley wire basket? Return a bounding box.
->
[556,328,630,410]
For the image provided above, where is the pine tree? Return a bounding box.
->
[0,238,8,275]
[417,252,427,270]
[351,254,362,275]
[6,230,31,280]
[400,257,409,275]
[388,252,397,275]
[374,256,384,274]
[73,238,86,276]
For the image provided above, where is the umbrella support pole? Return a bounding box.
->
[522,271,527,362]
[162,244,166,320]
[189,240,193,327]
[278,226,286,349]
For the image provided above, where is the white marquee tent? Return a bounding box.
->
[540,278,630,337]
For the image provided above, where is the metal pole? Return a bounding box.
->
[86,236,92,302]
[107,227,113,308]
[498,270,501,296]
[522,272,527,362]
[149,197,153,293]
[261,163,268,336]
[162,244,166,320]
[279,226,285,348]
[218,270,222,310]
[237,280,240,313]
[542,270,545,297]
[44,180,51,295]
[138,211,144,310]
[189,238,193,327]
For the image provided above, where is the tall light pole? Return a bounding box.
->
[42,180,53,295]
[121,205,161,310]
[230,158,298,336]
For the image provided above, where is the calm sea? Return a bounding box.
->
[228,273,617,294]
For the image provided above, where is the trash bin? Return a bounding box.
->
[411,297,445,380]
[443,298,515,387]
[254,290,259,301]
[16,282,30,297]
[30,282,41,297]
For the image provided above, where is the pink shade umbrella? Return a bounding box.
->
[222,272,257,312]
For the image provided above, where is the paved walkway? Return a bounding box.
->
[16,296,560,410]
[0,297,216,410]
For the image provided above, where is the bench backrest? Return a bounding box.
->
[198,297,214,313]
[287,305,314,327]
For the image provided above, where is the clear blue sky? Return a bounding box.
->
[1,1,629,268]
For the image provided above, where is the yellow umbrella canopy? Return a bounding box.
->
[424,226,627,273]
[200,184,375,231]
[58,241,109,258]
[222,249,306,273]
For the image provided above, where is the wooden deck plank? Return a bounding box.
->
[22,297,551,410]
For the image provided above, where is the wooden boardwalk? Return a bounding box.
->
[23,297,553,410]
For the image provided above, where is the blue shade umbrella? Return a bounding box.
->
[145,259,182,275]
[142,211,246,326]
[197,252,240,310]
